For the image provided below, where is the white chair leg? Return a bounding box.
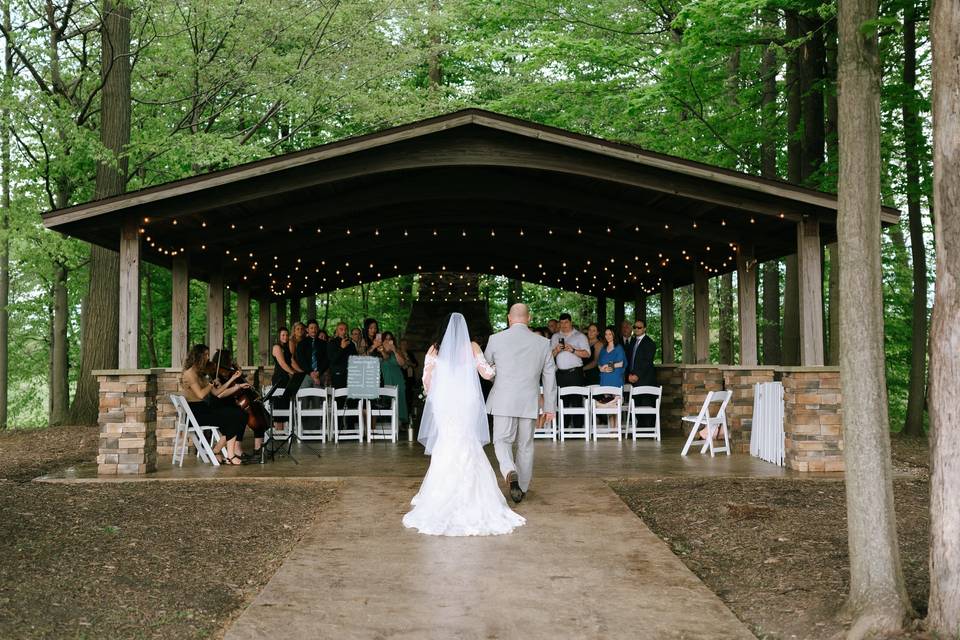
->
[681,418,702,456]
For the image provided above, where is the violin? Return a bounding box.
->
[204,351,271,433]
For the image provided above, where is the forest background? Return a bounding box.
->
[0,0,932,432]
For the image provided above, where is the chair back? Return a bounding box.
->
[590,386,623,406]
[704,390,732,419]
[630,385,662,414]
[559,386,590,406]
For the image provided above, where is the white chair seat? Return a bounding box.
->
[296,387,330,442]
[629,385,662,441]
[367,386,399,442]
[332,388,364,442]
[558,386,590,440]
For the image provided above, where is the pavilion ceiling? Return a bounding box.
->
[42,110,896,300]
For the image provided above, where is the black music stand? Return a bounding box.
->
[263,376,322,464]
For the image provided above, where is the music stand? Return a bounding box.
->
[263,378,322,464]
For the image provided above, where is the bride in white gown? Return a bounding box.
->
[402,313,525,536]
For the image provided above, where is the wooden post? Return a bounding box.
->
[258,297,271,367]
[207,271,224,352]
[694,267,710,364]
[118,218,140,368]
[236,286,250,366]
[305,295,317,324]
[171,256,189,369]
[737,244,759,366]
[661,281,675,364]
[290,296,301,325]
[797,217,825,365]
[277,298,287,329]
[614,298,625,331]
[635,293,647,324]
[596,294,607,328]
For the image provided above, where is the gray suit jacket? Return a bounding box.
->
[484,324,557,419]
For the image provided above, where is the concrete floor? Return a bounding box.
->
[46,436,800,482]
[224,477,756,640]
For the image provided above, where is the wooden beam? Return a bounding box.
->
[277,298,286,329]
[171,256,189,369]
[694,267,710,364]
[661,281,675,364]
[258,297,271,367]
[305,295,317,324]
[614,298,625,331]
[119,218,141,368]
[236,286,250,366]
[797,217,825,365]
[207,271,224,352]
[290,296,301,325]
[737,243,758,366]
[596,294,607,328]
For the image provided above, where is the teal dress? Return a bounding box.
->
[380,352,409,422]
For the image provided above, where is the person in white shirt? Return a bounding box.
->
[550,313,591,427]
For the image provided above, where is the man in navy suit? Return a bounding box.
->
[625,320,657,427]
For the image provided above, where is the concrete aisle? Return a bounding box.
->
[225,478,755,640]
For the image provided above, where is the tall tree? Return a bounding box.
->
[70,0,131,424]
[927,0,960,630]
[900,0,928,437]
[837,0,910,635]
[0,0,11,429]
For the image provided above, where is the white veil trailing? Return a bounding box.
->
[417,313,491,455]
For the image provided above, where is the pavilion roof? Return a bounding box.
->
[42,109,899,299]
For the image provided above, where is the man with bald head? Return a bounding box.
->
[484,304,557,503]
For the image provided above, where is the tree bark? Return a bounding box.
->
[799,13,826,186]
[786,11,803,185]
[144,265,159,368]
[837,0,910,634]
[681,286,695,364]
[0,0,11,429]
[70,0,131,424]
[762,262,781,364]
[719,273,733,364]
[827,243,840,365]
[927,0,960,631]
[783,255,800,364]
[901,3,928,437]
[49,264,69,425]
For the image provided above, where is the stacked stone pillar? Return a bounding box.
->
[154,369,184,457]
[721,366,777,453]
[780,367,843,472]
[679,365,723,433]
[94,370,158,475]
[654,365,684,428]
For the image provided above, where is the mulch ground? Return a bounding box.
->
[612,438,931,640]
[0,424,100,482]
[0,426,338,640]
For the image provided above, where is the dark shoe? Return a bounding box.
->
[506,471,523,503]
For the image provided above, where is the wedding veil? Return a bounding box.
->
[417,313,491,455]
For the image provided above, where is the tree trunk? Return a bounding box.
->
[782,255,800,364]
[49,264,69,425]
[837,0,910,634]
[827,243,840,365]
[70,0,131,424]
[799,13,826,186]
[144,265,159,368]
[762,262,781,364]
[0,0,11,429]
[927,0,960,631]
[321,292,330,330]
[681,286,695,364]
[719,273,733,364]
[901,3,928,437]
[760,9,778,181]
[786,11,803,185]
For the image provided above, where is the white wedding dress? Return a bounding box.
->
[402,314,525,537]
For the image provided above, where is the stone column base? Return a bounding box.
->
[94,370,157,475]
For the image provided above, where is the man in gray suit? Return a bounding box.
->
[484,304,557,503]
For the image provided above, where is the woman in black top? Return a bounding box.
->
[270,327,296,427]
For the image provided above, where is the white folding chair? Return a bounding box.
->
[263,386,293,444]
[590,385,623,440]
[296,387,329,441]
[558,386,590,440]
[681,390,732,456]
[332,387,364,442]
[170,394,223,467]
[534,385,557,440]
[629,385,663,441]
[367,386,399,442]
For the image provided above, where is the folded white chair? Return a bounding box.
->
[589,385,623,440]
[534,385,557,441]
[558,386,590,441]
[367,386,399,442]
[296,387,330,441]
[629,385,663,441]
[332,387,364,442]
[170,394,224,467]
[680,390,732,457]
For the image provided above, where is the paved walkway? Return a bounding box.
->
[225,477,755,640]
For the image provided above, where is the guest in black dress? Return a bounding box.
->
[270,327,296,428]
[181,344,250,465]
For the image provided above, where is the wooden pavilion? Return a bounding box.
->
[43,109,898,474]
